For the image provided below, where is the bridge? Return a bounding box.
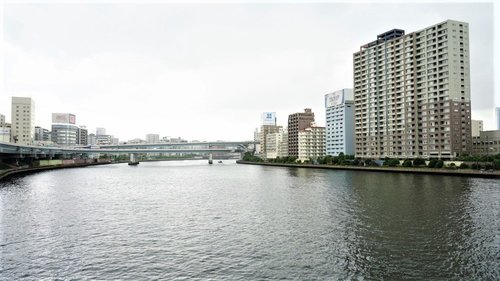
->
[0,141,255,165]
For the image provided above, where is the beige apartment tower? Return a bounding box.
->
[11,97,35,145]
[353,20,472,159]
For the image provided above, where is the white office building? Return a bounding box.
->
[11,97,35,144]
[325,89,355,156]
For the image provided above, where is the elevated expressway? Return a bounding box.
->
[0,141,255,164]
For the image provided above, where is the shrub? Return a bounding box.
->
[435,160,444,168]
[428,159,438,168]
[413,158,426,166]
[459,163,469,169]
[402,159,412,167]
[384,158,400,167]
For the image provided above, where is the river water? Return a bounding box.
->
[0,160,498,280]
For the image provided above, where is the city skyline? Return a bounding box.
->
[0,1,497,141]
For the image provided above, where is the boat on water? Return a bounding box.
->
[218,161,223,163]
[128,161,140,166]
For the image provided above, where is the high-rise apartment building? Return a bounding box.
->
[353,20,471,159]
[325,89,355,156]
[288,108,315,157]
[11,97,35,144]
[0,114,5,127]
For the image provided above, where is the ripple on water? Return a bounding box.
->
[0,161,499,280]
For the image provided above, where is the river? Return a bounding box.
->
[0,160,498,280]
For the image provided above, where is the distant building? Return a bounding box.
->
[265,127,288,159]
[88,133,97,145]
[35,126,50,141]
[259,125,282,159]
[96,127,106,136]
[496,107,500,130]
[0,127,10,142]
[51,113,79,146]
[472,130,500,156]
[288,108,315,158]
[52,113,76,124]
[298,123,326,162]
[261,112,277,126]
[146,134,160,144]
[354,20,472,159]
[253,128,261,155]
[95,134,112,145]
[471,120,483,137]
[325,89,355,156]
[0,114,8,142]
[11,97,35,144]
[78,126,88,145]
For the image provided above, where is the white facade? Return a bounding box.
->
[146,133,160,144]
[496,107,500,130]
[261,112,277,126]
[265,127,288,159]
[0,127,10,142]
[96,127,106,136]
[298,125,326,162]
[259,124,282,158]
[471,120,483,137]
[325,89,355,156]
[11,97,35,144]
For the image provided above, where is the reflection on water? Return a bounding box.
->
[1,161,498,280]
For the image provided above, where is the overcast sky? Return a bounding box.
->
[0,0,498,141]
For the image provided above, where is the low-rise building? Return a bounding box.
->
[472,130,500,156]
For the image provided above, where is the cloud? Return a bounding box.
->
[0,2,497,141]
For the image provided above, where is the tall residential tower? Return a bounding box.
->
[353,20,471,159]
[11,97,35,144]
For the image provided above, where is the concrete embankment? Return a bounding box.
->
[236,160,500,179]
[0,160,113,181]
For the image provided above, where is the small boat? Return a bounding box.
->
[218,161,223,163]
[128,161,140,166]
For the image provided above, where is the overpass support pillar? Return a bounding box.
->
[208,153,213,165]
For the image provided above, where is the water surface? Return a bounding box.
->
[1,160,498,280]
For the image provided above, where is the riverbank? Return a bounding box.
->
[0,161,113,181]
[236,160,500,179]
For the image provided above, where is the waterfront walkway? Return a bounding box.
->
[236,160,500,179]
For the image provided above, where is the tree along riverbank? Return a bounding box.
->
[236,160,500,179]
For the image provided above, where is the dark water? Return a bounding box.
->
[0,160,498,280]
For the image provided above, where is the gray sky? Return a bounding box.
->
[1,1,498,141]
